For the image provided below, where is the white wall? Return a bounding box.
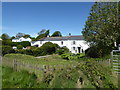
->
[31,40,89,54]
[12,37,31,42]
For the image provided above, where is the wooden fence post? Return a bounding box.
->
[42,65,47,73]
[48,65,50,71]
[61,65,63,70]
[56,65,58,70]
[52,65,55,71]
[13,59,17,71]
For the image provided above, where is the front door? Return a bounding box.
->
[78,47,81,53]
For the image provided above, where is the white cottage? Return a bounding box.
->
[12,37,31,42]
[31,35,89,54]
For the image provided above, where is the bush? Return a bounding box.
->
[56,47,69,55]
[17,45,23,49]
[2,45,15,56]
[24,49,33,55]
[20,41,31,47]
[40,42,58,55]
[2,40,13,46]
[14,42,60,57]
[15,49,25,54]
[61,53,85,60]
[85,45,111,58]
[32,47,43,56]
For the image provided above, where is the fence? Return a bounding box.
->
[2,58,79,74]
[111,50,120,74]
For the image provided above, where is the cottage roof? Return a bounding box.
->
[38,35,84,41]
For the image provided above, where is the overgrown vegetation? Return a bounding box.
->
[61,53,85,60]
[2,66,39,88]
[2,54,118,88]
[15,42,63,56]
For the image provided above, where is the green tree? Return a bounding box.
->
[82,2,120,57]
[36,29,50,40]
[1,33,10,40]
[2,46,15,56]
[51,31,62,37]
[10,36,15,40]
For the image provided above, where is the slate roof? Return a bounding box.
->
[38,35,84,41]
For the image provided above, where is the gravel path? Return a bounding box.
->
[35,55,51,58]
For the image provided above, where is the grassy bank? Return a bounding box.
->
[2,54,119,88]
[2,66,40,88]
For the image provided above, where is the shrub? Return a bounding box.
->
[61,53,76,60]
[40,42,58,55]
[85,45,111,58]
[32,47,43,56]
[2,45,15,56]
[14,42,60,56]
[61,53,85,60]
[2,40,13,46]
[24,49,33,55]
[15,49,25,54]
[56,47,69,55]
[20,41,31,47]
[17,45,23,49]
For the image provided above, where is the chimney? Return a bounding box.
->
[69,33,71,36]
[47,35,50,37]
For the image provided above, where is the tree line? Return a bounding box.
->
[0,30,62,41]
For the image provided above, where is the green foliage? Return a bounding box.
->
[1,33,10,40]
[20,41,31,47]
[15,49,25,54]
[40,42,58,55]
[2,40,13,46]
[56,47,69,55]
[2,45,15,56]
[36,29,50,40]
[82,2,120,57]
[10,36,15,40]
[51,31,62,37]
[32,47,43,56]
[82,2,120,46]
[17,45,23,49]
[2,40,31,48]
[85,45,111,58]
[2,54,118,88]
[61,53,85,60]
[2,66,39,88]
[77,61,118,88]
[14,42,59,56]
[31,37,36,41]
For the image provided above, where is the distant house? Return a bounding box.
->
[12,37,31,42]
[31,35,89,54]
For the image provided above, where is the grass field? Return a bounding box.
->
[2,54,119,88]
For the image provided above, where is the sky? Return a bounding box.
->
[2,2,94,37]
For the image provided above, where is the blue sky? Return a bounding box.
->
[2,2,94,37]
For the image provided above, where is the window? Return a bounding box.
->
[61,41,63,45]
[73,47,75,50]
[73,41,76,44]
[40,41,42,44]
